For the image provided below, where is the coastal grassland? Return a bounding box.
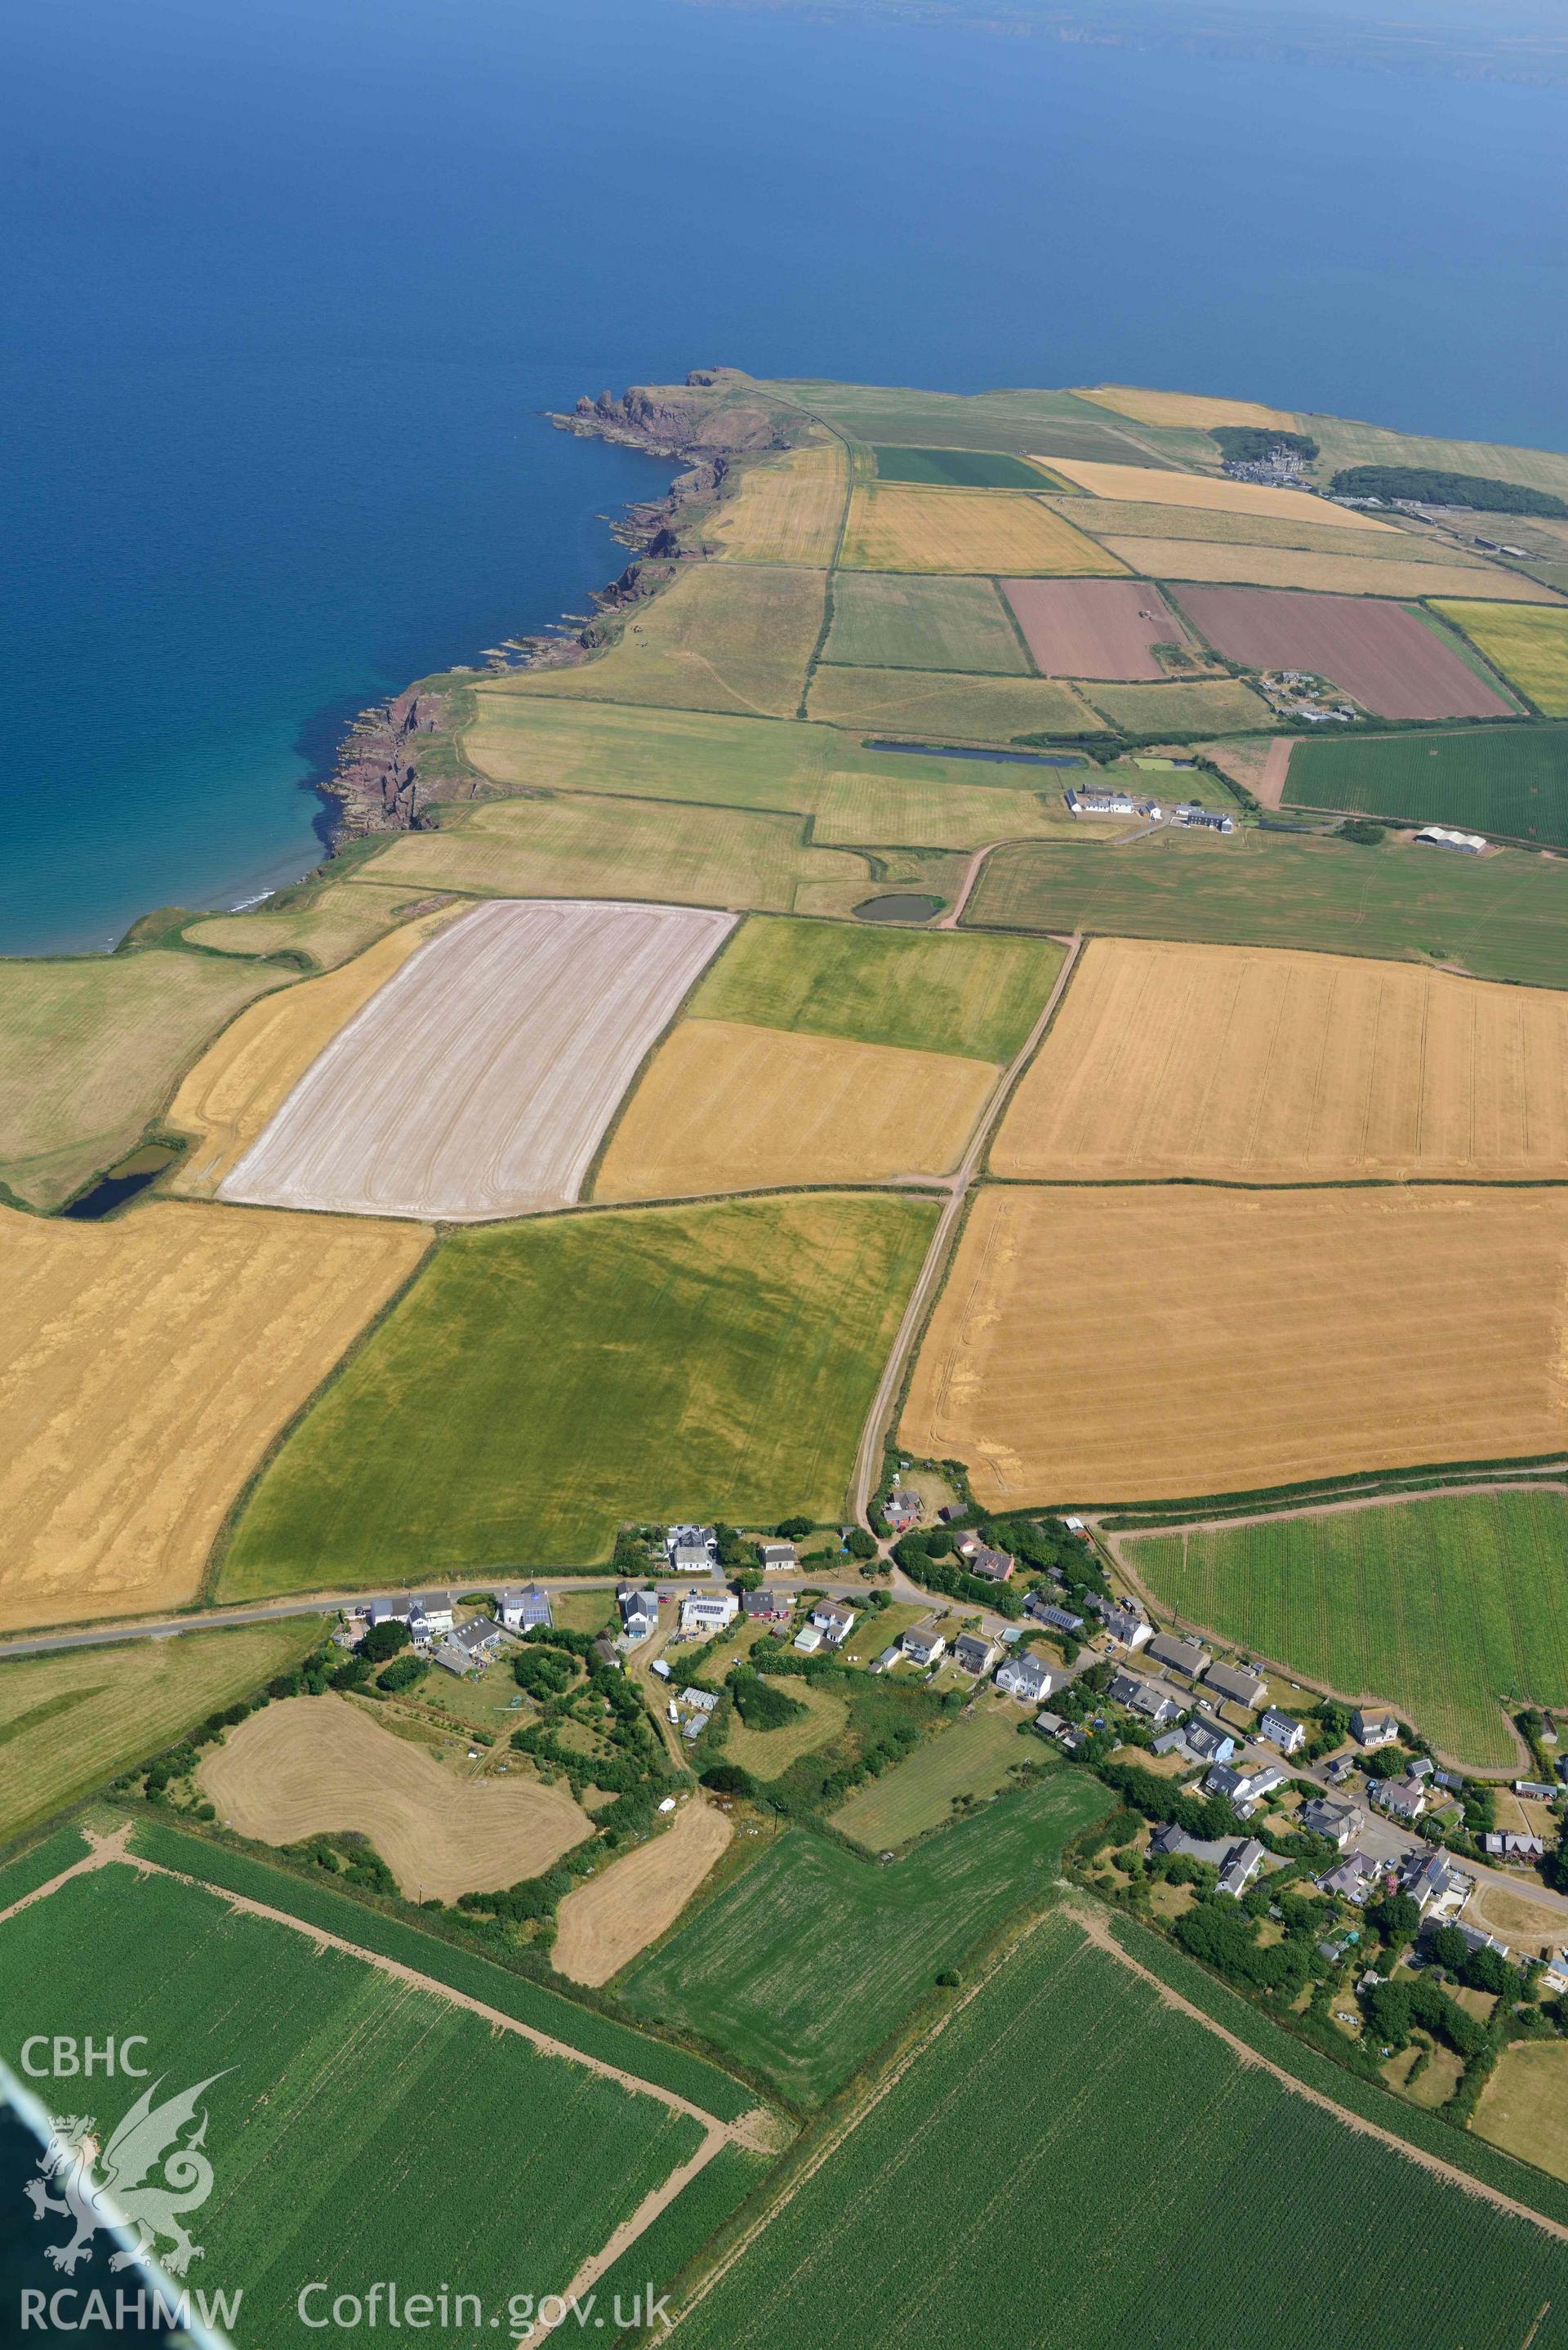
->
[0,948,290,1211]
[828,1702,1031,1849]
[822,571,1030,671]
[0,1202,427,1634]
[841,485,1129,577]
[688,915,1063,1060]
[180,879,451,968]
[964,828,1568,991]
[201,1694,590,1899]
[1432,601,1568,715]
[1045,456,1396,530]
[1076,676,1272,734]
[1125,1489,1568,1770]
[0,1618,323,1849]
[1304,413,1568,502]
[461,694,833,812]
[357,792,870,912]
[993,937,1568,1183]
[219,1193,938,1590]
[707,439,849,565]
[806,664,1103,742]
[809,771,1085,850]
[1285,725,1568,846]
[1113,537,1536,599]
[902,1185,1568,1508]
[870,446,1064,490]
[166,905,464,1195]
[621,1768,1111,2104]
[593,1020,996,1202]
[1071,383,1303,432]
[720,1682,850,1781]
[497,561,826,719]
[1053,494,1472,560]
[1476,2045,1568,2184]
[765,379,1206,466]
[0,1864,710,2336]
[669,1908,1568,2350]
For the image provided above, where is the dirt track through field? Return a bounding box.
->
[1000,577,1194,680]
[220,899,736,1220]
[553,1799,733,1986]
[199,1695,590,1901]
[1174,585,1512,719]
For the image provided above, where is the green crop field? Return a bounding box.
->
[0,1824,90,1910]
[822,572,1029,672]
[689,914,1063,1060]
[1286,725,1568,846]
[0,1863,707,2336]
[0,1618,325,1848]
[1080,676,1273,734]
[1432,604,1568,717]
[829,1702,1033,1848]
[965,827,1568,990]
[767,379,1206,467]
[810,772,1077,851]
[462,695,832,814]
[871,446,1065,491]
[807,662,1102,744]
[671,1906,1568,2350]
[220,1193,937,1593]
[1128,1489,1568,1768]
[621,1769,1110,2105]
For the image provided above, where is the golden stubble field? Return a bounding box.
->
[0,1202,428,1632]
[594,1019,996,1201]
[840,485,1129,576]
[709,440,849,565]
[901,1184,1568,1505]
[551,1797,733,1986]
[200,1694,590,1901]
[1041,457,1395,530]
[1070,386,1304,434]
[995,939,1568,1181]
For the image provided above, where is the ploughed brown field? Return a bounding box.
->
[999,578,1195,680]
[993,939,1568,1182]
[1173,586,1512,720]
[901,1184,1568,1505]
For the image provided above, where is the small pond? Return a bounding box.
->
[853,894,943,925]
[62,1142,180,1220]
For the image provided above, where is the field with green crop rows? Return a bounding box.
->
[829,1702,1033,1848]
[871,446,1065,490]
[965,827,1568,989]
[621,1769,1110,2105]
[1129,1488,1568,1768]
[1286,725,1568,846]
[671,1906,1568,2350]
[0,1618,324,1848]
[220,1193,937,1592]
[822,572,1029,672]
[689,914,1062,1060]
[0,1864,706,2338]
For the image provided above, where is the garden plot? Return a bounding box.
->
[1174,586,1512,718]
[220,899,735,1221]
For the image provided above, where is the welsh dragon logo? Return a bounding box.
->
[24,2073,229,2277]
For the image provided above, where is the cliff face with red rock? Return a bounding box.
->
[322,686,451,838]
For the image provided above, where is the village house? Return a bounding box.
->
[366,1596,412,1628]
[1486,1831,1548,1861]
[1206,1761,1288,1816]
[742,1586,791,1624]
[618,1586,660,1641]
[666,1524,718,1572]
[756,1541,797,1572]
[1147,1631,1209,1681]
[1202,1661,1268,1712]
[1300,1797,1365,1848]
[409,1592,457,1641]
[1400,1850,1471,1917]
[885,1487,924,1532]
[1150,1824,1234,1866]
[1182,1716,1235,1766]
[1372,1777,1428,1823]
[1258,1708,1305,1755]
[498,1585,551,1632]
[1217,1839,1267,1898]
[1317,1850,1383,1904]
[902,1625,947,1670]
[953,1633,1000,1678]
[1352,1708,1401,1750]
[996,1651,1062,1704]
[679,1590,738,1636]
[447,1616,503,1670]
[956,1534,1015,1581]
[811,1600,856,1647]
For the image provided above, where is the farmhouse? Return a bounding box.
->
[1372,1777,1428,1822]
[1300,1797,1365,1848]
[618,1586,660,1640]
[1259,1708,1305,1755]
[1175,806,1235,835]
[1066,786,1139,817]
[812,1600,857,1646]
[742,1586,791,1623]
[902,1626,947,1670]
[1352,1709,1401,1749]
[680,1590,738,1635]
[757,1541,797,1572]
[996,1651,1063,1703]
[1148,1631,1209,1681]
[1202,1661,1268,1712]
[953,1633,1000,1677]
[498,1585,552,1631]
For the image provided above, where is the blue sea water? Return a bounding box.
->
[2,0,1565,954]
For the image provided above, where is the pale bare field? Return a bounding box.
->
[221,899,736,1220]
[709,442,848,565]
[1071,386,1303,433]
[552,1799,733,1986]
[0,1203,425,1632]
[1042,457,1395,530]
[1112,538,1548,600]
[901,1184,1568,1505]
[995,939,1568,1183]
[840,485,1129,575]
[595,1019,995,1202]
[200,1695,590,1901]
[167,907,462,1196]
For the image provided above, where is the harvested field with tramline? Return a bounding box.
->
[1053,496,1478,560]
[805,664,1102,742]
[1000,577,1196,679]
[822,571,1029,672]
[994,938,1568,1182]
[595,1019,995,1200]
[1173,586,1512,718]
[220,899,736,1221]
[709,440,848,565]
[840,484,1129,576]
[1041,456,1396,530]
[1120,538,1547,600]
[0,1201,425,1632]
[200,1694,591,1900]
[1071,385,1304,432]
[902,1184,1568,1505]
[552,1799,733,1986]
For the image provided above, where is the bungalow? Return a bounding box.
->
[1258,1708,1305,1755]
[1183,1716,1235,1766]
[498,1585,552,1632]
[953,1633,1000,1678]
[1208,1761,1287,1815]
[1352,1709,1400,1750]
[1300,1797,1365,1848]
[1149,1823,1234,1866]
[757,1541,797,1572]
[1217,1839,1267,1899]
[1202,1661,1268,1712]
[996,1652,1062,1704]
[812,1601,857,1647]
[409,1592,457,1640]
[1372,1777,1428,1822]
[618,1586,660,1640]
[1027,1598,1085,1637]
[1486,1831,1547,1861]
[902,1626,947,1670]
[1148,1631,1209,1681]
[679,1590,738,1636]
[1106,1670,1145,1709]
[448,1617,503,1666]
[956,1537,1014,1582]
[742,1586,791,1623]
[1317,1850,1383,1904]
[1151,1726,1190,1758]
